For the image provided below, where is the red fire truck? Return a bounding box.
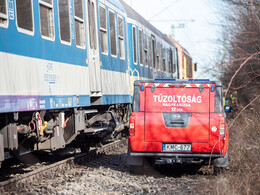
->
[128,79,229,173]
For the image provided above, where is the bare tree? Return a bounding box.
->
[219,0,260,111]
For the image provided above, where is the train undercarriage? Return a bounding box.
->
[0,104,131,168]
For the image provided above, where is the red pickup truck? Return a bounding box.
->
[128,79,229,173]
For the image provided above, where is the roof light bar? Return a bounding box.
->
[155,79,176,81]
[190,79,210,81]
[155,79,210,82]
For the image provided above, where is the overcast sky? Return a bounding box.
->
[123,0,223,79]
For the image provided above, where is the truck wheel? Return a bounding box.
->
[213,151,229,175]
[213,166,225,175]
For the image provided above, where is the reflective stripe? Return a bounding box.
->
[143,83,212,88]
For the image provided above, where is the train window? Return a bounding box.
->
[109,10,117,56]
[16,0,34,33]
[149,36,152,68]
[183,55,187,78]
[151,35,156,69]
[132,26,137,64]
[158,42,162,70]
[74,0,85,48]
[186,56,192,78]
[156,55,159,70]
[88,1,92,49]
[74,0,83,18]
[0,0,8,27]
[88,1,97,49]
[99,5,108,54]
[118,15,125,59]
[172,49,176,73]
[144,34,148,67]
[163,47,166,71]
[39,0,54,40]
[138,29,143,65]
[92,2,97,49]
[168,49,172,73]
[0,0,6,14]
[166,48,169,73]
[169,48,173,73]
[160,44,163,70]
[42,0,52,4]
[163,59,166,72]
[59,0,71,43]
[87,1,93,49]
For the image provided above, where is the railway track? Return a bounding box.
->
[0,138,127,193]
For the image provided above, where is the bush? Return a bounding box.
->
[219,0,260,112]
[201,1,260,194]
[222,110,260,194]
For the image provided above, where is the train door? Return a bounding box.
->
[86,0,101,96]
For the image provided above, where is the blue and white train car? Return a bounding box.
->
[120,0,179,82]
[0,0,178,167]
[96,0,130,105]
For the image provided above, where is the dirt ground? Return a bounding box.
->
[10,144,224,195]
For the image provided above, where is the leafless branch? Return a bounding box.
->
[226,52,260,95]
[229,95,260,128]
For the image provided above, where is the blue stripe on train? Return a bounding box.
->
[0,95,90,113]
[102,95,132,105]
[0,94,133,113]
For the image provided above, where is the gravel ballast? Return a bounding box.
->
[11,144,217,194]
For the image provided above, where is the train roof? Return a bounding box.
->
[107,0,126,11]
[119,0,174,47]
[168,36,191,57]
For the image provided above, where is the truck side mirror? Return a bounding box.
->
[224,105,233,113]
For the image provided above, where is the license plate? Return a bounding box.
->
[162,144,192,152]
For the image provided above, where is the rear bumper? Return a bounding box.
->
[130,152,224,158]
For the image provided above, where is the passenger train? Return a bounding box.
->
[0,0,194,167]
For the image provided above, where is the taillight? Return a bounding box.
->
[129,114,135,137]
[219,115,225,136]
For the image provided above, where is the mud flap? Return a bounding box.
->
[213,151,229,168]
[0,134,4,168]
[127,149,143,166]
[127,150,144,174]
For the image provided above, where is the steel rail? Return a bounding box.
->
[0,139,127,193]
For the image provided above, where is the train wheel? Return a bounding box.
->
[80,143,90,153]
[79,137,90,153]
[9,150,20,158]
[10,149,40,165]
[116,132,122,140]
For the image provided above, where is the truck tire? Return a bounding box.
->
[213,151,229,175]
[213,166,225,175]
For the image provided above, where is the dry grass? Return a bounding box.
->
[202,110,260,194]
